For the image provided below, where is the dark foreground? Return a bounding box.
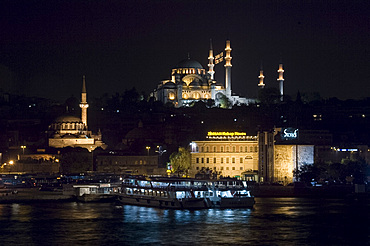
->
[0,197,368,245]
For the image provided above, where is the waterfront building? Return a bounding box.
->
[96,154,165,176]
[48,76,106,151]
[189,131,259,180]
[259,128,315,184]
[189,128,315,184]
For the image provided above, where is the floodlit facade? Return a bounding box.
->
[189,132,259,180]
[259,128,314,184]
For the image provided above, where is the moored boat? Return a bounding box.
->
[117,177,209,209]
[117,177,254,209]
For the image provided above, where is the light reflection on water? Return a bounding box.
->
[0,197,368,245]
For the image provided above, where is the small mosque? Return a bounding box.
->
[152,40,285,107]
[48,76,106,151]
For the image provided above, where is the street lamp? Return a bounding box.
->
[146,146,151,156]
[21,145,26,155]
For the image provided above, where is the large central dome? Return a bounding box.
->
[174,58,203,69]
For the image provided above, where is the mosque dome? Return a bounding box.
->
[174,58,203,69]
[54,115,82,123]
[50,115,84,133]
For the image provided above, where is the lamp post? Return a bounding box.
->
[21,145,26,155]
[146,146,151,156]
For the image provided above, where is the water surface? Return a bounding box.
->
[0,197,368,245]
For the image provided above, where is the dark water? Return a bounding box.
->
[0,198,368,245]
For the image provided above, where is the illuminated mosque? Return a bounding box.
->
[48,76,106,151]
[153,40,257,107]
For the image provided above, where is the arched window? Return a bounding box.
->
[168,92,175,100]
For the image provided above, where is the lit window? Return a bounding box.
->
[226,147,229,152]
[233,146,236,152]
[168,92,175,100]
[221,167,224,170]
[232,158,235,163]
[221,147,224,152]
[226,158,229,163]
[232,167,235,170]
[226,167,229,170]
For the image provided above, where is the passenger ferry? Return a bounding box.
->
[117,177,254,209]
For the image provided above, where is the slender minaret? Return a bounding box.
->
[224,40,232,97]
[277,62,284,101]
[258,64,265,89]
[208,39,215,80]
[79,75,89,128]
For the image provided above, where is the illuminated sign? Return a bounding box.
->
[207,131,246,137]
[215,52,224,64]
[281,128,298,140]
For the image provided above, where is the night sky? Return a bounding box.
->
[0,0,369,102]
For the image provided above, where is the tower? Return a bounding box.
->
[258,65,265,89]
[224,40,232,97]
[277,62,284,101]
[79,75,89,128]
[208,39,215,80]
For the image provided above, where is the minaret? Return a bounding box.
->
[258,64,265,89]
[277,62,284,101]
[208,39,215,80]
[79,75,89,128]
[224,40,232,97]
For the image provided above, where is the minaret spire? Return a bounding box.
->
[258,63,265,89]
[208,39,215,80]
[79,75,89,128]
[277,61,284,101]
[224,40,232,97]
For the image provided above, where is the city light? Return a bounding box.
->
[146,146,151,156]
[21,145,26,155]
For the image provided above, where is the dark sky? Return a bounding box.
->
[0,0,369,102]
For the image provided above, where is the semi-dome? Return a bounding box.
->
[189,81,200,88]
[163,81,177,89]
[174,58,203,69]
[54,115,82,123]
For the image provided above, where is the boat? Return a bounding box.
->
[206,180,255,208]
[117,177,209,209]
[65,183,119,202]
[116,177,254,209]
